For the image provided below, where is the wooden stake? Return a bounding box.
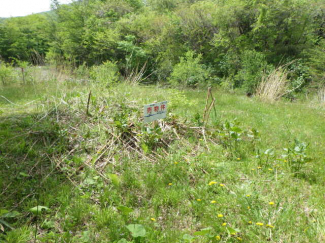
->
[86,91,92,116]
[203,87,217,126]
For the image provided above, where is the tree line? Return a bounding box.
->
[0,0,324,92]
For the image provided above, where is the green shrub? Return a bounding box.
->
[306,39,325,85]
[286,60,311,92]
[236,50,271,93]
[169,51,211,87]
[90,61,120,86]
[74,63,90,79]
[0,63,16,86]
[117,35,147,74]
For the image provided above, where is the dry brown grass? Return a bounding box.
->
[318,87,325,103]
[256,67,288,103]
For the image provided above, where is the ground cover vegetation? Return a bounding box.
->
[0,66,325,242]
[0,0,325,242]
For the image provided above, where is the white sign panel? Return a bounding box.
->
[144,101,168,123]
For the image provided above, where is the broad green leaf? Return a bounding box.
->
[126,224,146,238]
[193,227,212,236]
[182,234,195,241]
[117,206,134,215]
[230,132,238,139]
[264,149,274,155]
[108,173,120,187]
[231,127,242,133]
[227,226,240,235]
[117,239,132,243]
[41,220,55,229]
[19,172,30,177]
[0,209,9,217]
[84,178,96,185]
[1,211,20,218]
[29,206,50,214]
[0,219,14,230]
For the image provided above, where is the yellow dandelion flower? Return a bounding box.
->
[197,199,202,202]
[256,222,264,226]
[246,194,251,197]
[247,206,251,210]
[219,184,225,187]
[168,183,172,186]
[211,200,217,204]
[269,201,275,205]
[217,214,223,218]
[216,235,221,240]
[237,158,241,160]
[257,166,262,169]
[208,181,217,186]
[222,222,227,226]
[268,168,273,171]
[266,224,274,228]
[237,237,243,241]
[284,160,288,163]
[150,218,156,221]
[248,221,252,224]
[251,168,255,171]
[174,162,178,165]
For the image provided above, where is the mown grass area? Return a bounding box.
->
[0,78,325,243]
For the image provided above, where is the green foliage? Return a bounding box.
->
[0,14,50,62]
[0,210,20,232]
[29,206,50,215]
[216,119,260,158]
[0,0,323,91]
[126,224,146,238]
[169,51,211,87]
[0,63,16,85]
[236,50,271,93]
[282,140,309,174]
[90,61,120,85]
[117,35,147,74]
[306,39,325,85]
[1,226,31,243]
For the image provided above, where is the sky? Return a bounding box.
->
[0,0,72,18]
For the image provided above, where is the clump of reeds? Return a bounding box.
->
[256,67,288,103]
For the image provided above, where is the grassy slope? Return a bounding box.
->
[0,80,324,243]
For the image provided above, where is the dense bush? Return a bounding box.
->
[89,61,120,86]
[169,51,211,87]
[235,50,271,93]
[0,63,16,86]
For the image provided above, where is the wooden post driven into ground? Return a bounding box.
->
[203,87,217,126]
[86,91,92,116]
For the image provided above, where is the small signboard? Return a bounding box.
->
[144,101,168,123]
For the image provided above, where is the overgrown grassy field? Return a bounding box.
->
[1,73,325,242]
